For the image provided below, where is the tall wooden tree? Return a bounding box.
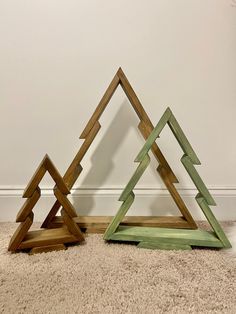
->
[42,68,197,231]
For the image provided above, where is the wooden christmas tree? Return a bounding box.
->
[42,68,197,232]
[8,155,84,253]
[104,108,231,250]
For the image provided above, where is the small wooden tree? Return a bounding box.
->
[104,108,231,250]
[8,155,84,254]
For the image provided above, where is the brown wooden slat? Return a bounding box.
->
[18,228,78,250]
[49,215,191,232]
[16,188,41,222]
[8,213,34,251]
[61,209,84,241]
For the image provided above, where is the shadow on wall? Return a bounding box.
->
[71,100,184,217]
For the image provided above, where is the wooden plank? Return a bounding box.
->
[61,209,84,241]
[168,114,201,165]
[16,187,41,222]
[80,74,120,138]
[108,226,224,248]
[137,241,192,250]
[41,121,100,228]
[8,212,34,251]
[196,193,231,248]
[49,215,191,230]
[23,158,47,198]
[44,155,70,195]
[118,67,178,183]
[158,165,197,229]
[119,154,150,201]
[23,154,69,198]
[103,192,135,240]
[18,227,78,250]
[53,188,77,218]
[181,155,216,206]
[64,121,101,188]
[30,244,66,255]
[41,200,62,229]
[135,108,172,162]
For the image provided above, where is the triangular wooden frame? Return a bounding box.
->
[104,107,231,250]
[8,155,84,253]
[42,68,197,230]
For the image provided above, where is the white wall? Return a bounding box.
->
[0,0,235,221]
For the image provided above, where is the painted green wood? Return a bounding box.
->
[103,192,135,240]
[196,193,231,248]
[181,154,216,206]
[108,226,224,248]
[137,241,192,250]
[168,114,200,165]
[135,108,172,162]
[119,154,150,201]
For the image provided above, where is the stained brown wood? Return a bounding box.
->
[53,188,77,218]
[9,155,84,253]
[49,215,191,232]
[29,244,66,254]
[80,75,120,138]
[41,122,100,229]
[8,212,34,251]
[23,154,70,198]
[61,209,84,241]
[16,188,41,222]
[42,68,192,230]
[18,227,78,250]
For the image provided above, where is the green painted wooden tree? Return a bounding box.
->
[104,107,231,250]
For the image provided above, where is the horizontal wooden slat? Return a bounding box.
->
[108,226,223,248]
[137,241,192,250]
[18,228,78,249]
[49,215,191,232]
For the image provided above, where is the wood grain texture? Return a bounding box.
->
[168,114,200,165]
[119,154,150,201]
[181,155,216,206]
[196,194,231,248]
[103,192,135,240]
[53,188,77,218]
[48,215,191,231]
[61,209,84,241]
[8,212,34,251]
[137,241,192,250]
[23,154,70,198]
[16,188,41,222]
[29,244,66,255]
[158,165,197,229]
[18,228,78,250]
[109,226,224,248]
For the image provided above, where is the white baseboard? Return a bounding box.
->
[0,186,235,222]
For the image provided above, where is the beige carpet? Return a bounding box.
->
[0,223,236,314]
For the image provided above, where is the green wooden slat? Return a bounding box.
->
[196,193,231,248]
[119,154,150,201]
[137,241,192,250]
[135,107,172,162]
[181,154,216,206]
[168,114,201,165]
[109,226,223,248]
[103,192,135,240]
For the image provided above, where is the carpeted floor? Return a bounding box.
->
[0,222,236,314]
